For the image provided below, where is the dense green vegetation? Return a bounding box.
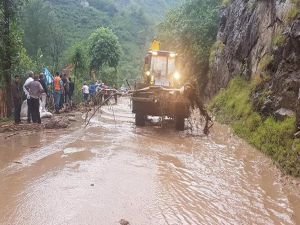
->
[89,28,121,70]
[0,0,31,116]
[26,0,179,81]
[210,77,300,176]
[158,0,220,95]
[0,0,179,116]
[21,0,66,71]
[287,0,300,22]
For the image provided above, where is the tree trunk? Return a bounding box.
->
[2,0,12,117]
[0,90,9,118]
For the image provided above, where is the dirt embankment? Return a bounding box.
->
[0,112,82,138]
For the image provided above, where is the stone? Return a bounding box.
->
[274,108,295,121]
[119,219,130,225]
[261,99,274,116]
[68,117,77,122]
[44,117,70,129]
[294,131,300,138]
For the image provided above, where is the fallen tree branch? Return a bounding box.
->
[5,132,18,139]
[84,94,114,128]
[184,84,213,135]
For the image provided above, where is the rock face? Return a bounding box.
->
[208,0,300,123]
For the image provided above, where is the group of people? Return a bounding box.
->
[11,71,75,124]
[81,81,118,105]
[11,71,120,124]
[53,72,75,113]
[12,71,46,124]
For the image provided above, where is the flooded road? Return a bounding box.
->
[0,97,299,225]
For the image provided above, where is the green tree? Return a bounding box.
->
[15,46,37,75]
[0,0,26,117]
[159,0,220,95]
[88,27,122,79]
[70,44,87,79]
[21,0,66,72]
[48,25,66,72]
[68,42,89,93]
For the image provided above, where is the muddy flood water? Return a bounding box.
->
[0,97,299,225]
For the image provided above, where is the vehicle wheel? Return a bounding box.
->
[175,116,185,131]
[135,113,145,126]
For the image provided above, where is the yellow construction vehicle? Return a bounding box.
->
[132,40,212,132]
[131,40,190,130]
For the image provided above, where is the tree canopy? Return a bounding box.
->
[0,0,28,116]
[21,0,66,72]
[0,0,179,116]
[158,0,220,94]
[88,27,122,73]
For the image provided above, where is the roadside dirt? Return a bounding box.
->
[0,111,82,139]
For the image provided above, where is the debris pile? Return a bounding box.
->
[44,117,70,129]
[0,122,42,133]
[119,219,130,225]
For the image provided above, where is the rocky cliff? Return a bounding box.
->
[208,0,300,126]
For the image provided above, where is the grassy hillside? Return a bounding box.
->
[210,77,300,177]
[46,0,180,80]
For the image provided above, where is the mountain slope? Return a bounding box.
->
[46,0,180,79]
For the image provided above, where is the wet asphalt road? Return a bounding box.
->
[0,97,299,225]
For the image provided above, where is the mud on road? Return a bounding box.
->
[0,97,299,225]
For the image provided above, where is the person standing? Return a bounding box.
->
[68,77,75,104]
[39,73,48,112]
[89,83,96,98]
[103,84,110,103]
[23,71,34,123]
[62,74,69,104]
[113,85,118,104]
[59,74,64,109]
[82,82,89,104]
[25,74,44,123]
[11,75,22,124]
[53,72,63,113]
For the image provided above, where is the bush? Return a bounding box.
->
[209,40,225,66]
[210,77,300,176]
[286,0,300,23]
[258,53,273,71]
[222,0,231,7]
[272,33,286,48]
[210,77,252,122]
[287,8,300,22]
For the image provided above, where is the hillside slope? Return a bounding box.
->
[208,0,300,176]
[208,0,300,122]
[46,0,180,79]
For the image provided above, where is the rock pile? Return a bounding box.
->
[44,117,70,129]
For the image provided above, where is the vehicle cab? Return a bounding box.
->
[144,50,181,88]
